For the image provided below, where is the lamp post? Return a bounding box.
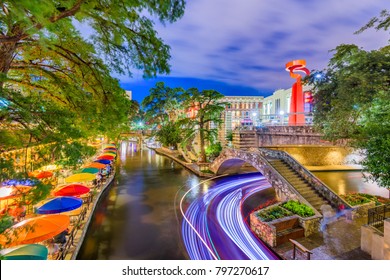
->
[279,110,285,125]
[252,112,257,127]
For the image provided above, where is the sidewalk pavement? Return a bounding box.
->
[273,215,371,260]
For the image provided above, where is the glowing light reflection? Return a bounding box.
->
[180,175,280,260]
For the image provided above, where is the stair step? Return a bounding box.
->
[278,169,296,174]
[287,179,306,184]
[300,190,318,197]
[294,184,312,189]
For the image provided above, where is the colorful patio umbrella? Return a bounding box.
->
[84,162,106,169]
[0,214,70,247]
[103,147,117,151]
[97,155,115,160]
[0,186,31,200]
[53,184,90,197]
[104,145,116,148]
[2,179,36,186]
[64,173,96,183]
[29,171,53,179]
[36,196,83,214]
[80,167,99,174]
[35,171,54,179]
[102,152,116,156]
[0,244,48,260]
[94,159,111,165]
[100,154,116,158]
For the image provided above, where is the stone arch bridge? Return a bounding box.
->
[210,148,349,213]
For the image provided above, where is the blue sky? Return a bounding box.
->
[118,0,389,103]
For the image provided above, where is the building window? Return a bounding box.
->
[275,98,281,114]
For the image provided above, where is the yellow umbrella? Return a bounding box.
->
[64,173,96,183]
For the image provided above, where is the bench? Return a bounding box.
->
[289,239,313,260]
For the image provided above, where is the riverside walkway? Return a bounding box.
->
[56,170,116,260]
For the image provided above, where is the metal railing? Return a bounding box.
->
[367,203,390,229]
[56,206,88,260]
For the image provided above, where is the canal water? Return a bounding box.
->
[312,171,389,198]
[77,142,200,259]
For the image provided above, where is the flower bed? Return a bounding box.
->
[340,193,390,206]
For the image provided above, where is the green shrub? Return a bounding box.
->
[257,206,293,222]
[205,142,222,159]
[281,200,315,217]
[340,193,372,206]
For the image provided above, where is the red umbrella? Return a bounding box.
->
[35,171,53,179]
[97,155,115,160]
[53,184,90,197]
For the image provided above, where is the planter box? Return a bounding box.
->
[250,203,321,247]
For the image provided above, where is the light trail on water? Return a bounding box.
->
[180,174,280,260]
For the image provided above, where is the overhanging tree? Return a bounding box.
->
[0,0,185,166]
[0,0,186,235]
[307,10,390,192]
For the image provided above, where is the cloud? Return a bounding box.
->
[122,0,388,92]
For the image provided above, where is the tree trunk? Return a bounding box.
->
[0,41,18,88]
[199,122,206,163]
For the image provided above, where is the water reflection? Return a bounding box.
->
[77,142,198,260]
[313,171,389,197]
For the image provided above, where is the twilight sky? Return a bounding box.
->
[120,0,389,102]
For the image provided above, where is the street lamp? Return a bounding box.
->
[252,112,257,126]
[279,110,285,125]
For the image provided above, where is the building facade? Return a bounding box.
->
[262,85,313,124]
[218,85,314,145]
[219,96,264,144]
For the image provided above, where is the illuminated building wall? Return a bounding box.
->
[262,85,313,124]
[219,96,264,144]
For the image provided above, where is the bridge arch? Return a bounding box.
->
[210,148,299,202]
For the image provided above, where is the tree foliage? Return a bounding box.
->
[180,88,227,162]
[155,121,182,149]
[0,0,185,165]
[308,11,390,189]
[141,81,184,125]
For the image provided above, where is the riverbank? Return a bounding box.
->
[153,147,215,178]
[67,171,115,259]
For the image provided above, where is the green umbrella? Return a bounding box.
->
[0,244,48,260]
[80,167,100,174]
[103,151,116,155]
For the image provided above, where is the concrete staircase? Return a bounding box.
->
[268,159,331,212]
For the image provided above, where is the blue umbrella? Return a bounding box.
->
[2,179,36,186]
[94,159,111,164]
[36,196,83,214]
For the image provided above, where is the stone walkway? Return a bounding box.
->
[274,215,371,260]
